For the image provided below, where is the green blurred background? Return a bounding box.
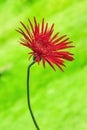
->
[0,0,87,130]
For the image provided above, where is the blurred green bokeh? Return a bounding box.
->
[0,0,87,130]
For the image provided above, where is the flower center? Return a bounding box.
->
[35,39,48,54]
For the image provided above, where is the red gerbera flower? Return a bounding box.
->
[17,17,74,71]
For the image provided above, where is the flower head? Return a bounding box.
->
[17,17,74,71]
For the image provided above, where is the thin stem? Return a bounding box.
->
[27,61,40,130]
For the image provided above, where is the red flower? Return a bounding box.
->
[17,17,74,71]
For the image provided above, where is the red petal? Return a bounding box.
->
[28,18,34,34]
[34,17,37,27]
[53,34,67,44]
[46,59,56,71]
[44,23,48,34]
[49,32,59,42]
[41,18,44,34]
[20,22,32,39]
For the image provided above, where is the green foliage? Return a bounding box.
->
[0,0,87,130]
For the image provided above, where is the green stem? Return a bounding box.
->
[27,61,40,130]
